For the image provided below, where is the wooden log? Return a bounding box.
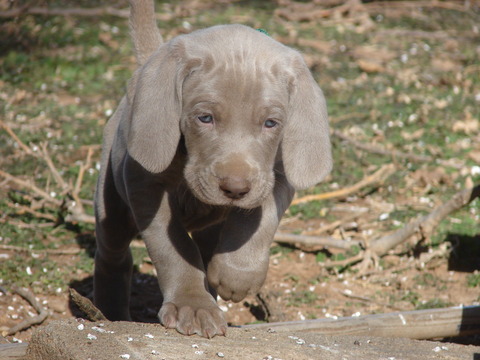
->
[241,305,480,340]
[0,343,28,359]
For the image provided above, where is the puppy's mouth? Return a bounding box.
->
[187,174,270,209]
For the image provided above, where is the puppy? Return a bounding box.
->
[94,0,332,338]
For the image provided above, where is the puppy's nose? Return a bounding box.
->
[219,176,251,200]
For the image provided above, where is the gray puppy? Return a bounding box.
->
[94,0,332,338]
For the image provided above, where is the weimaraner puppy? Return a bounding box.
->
[94,0,332,338]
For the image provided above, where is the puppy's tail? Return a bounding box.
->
[128,0,163,67]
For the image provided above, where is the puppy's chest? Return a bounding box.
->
[176,186,228,232]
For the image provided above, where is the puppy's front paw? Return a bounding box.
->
[207,254,268,303]
[158,298,227,338]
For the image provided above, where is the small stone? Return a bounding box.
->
[119,354,130,359]
[87,334,97,340]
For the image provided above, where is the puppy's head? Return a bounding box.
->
[127,25,332,209]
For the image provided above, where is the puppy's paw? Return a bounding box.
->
[158,299,227,338]
[207,255,267,302]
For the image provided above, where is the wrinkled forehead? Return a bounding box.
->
[182,55,289,109]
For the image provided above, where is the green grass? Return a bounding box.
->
[0,0,479,296]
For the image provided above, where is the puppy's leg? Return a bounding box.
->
[94,163,137,320]
[123,153,227,338]
[137,195,226,338]
[191,223,224,298]
[207,173,295,302]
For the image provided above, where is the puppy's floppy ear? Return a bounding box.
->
[127,41,191,173]
[282,55,332,190]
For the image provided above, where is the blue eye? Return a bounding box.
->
[264,119,278,128]
[198,115,213,124]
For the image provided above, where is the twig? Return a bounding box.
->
[6,286,48,336]
[74,147,94,197]
[6,201,57,222]
[319,252,364,267]
[1,122,96,224]
[333,130,432,163]
[0,170,61,206]
[0,120,33,156]
[275,0,368,22]
[274,232,361,250]
[0,6,130,18]
[363,0,470,13]
[69,288,107,322]
[303,210,367,236]
[0,244,81,255]
[339,289,402,311]
[241,305,480,339]
[38,142,68,191]
[370,185,480,256]
[291,164,395,206]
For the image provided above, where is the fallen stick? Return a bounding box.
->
[303,210,367,236]
[274,232,361,250]
[5,287,48,336]
[370,184,480,255]
[0,120,33,156]
[363,0,470,13]
[0,170,61,206]
[0,244,81,255]
[241,305,480,339]
[291,164,395,206]
[69,288,107,322]
[333,130,432,163]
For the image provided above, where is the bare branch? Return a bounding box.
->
[241,305,480,339]
[370,185,480,255]
[291,164,395,206]
[274,232,361,250]
[69,288,107,322]
[6,286,48,336]
[333,130,432,163]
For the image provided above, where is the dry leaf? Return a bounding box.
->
[452,113,479,134]
[99,32,119,49]
[401,128,424,141]
[432,58,461,72]
[410,167,452,187]
[357,59,384,73]
[468,151,480,163]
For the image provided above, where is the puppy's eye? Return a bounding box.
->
[264,119,278,129]
[197,115,214,124]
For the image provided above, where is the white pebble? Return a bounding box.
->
[379,213,389,221]
[119,354,130,359]
[87,333,97,340]
[77,324,84,330]
[144,333,154,339]
[151,350,160,355]
[92,326,107,333]
[127,336,133,342]
[217,352,225,358]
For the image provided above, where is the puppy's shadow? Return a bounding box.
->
[69,232,162,323]
[69,271,162,323]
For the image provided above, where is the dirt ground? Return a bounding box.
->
[1,212,480,345]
